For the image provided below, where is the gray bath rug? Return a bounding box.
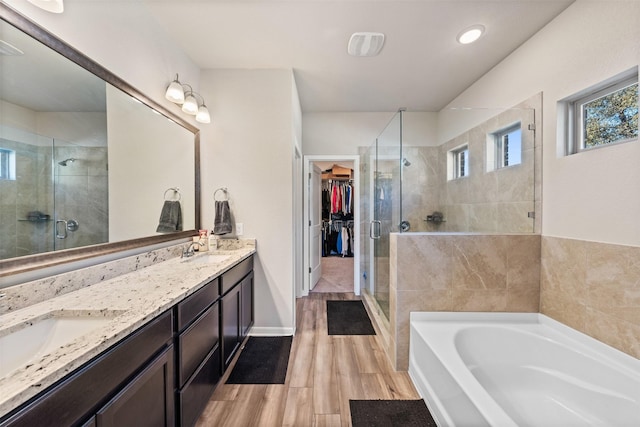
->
[350,399,437,427]
[326,300,376,335]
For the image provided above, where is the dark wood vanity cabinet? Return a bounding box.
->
[221,257,254,368]
[175,278,221,427]
[0,311,174,427]
[93,345,175,427]
[0,255,254,427]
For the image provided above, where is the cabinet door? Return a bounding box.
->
[222,285,241,368]
[95,346,175,427]
[240,272,254,339]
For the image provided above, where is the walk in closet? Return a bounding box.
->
[312,163,355,293]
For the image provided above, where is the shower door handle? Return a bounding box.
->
[369,220,381,239]
[56,219,79,239]
[56,220,68,239]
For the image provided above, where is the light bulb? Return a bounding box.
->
[165,80,185,104]
[182,94,198,115]
[196,105,211,123]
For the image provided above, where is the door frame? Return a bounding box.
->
[302,155,360,297]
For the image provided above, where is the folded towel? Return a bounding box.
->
[214,200,232,235]
[156,200,182,233]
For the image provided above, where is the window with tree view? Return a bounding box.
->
[579,78,638,150]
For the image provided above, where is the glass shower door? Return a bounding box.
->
[370,111,402,319]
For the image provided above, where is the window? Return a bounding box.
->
[0,148,16,180]
[561,70,638,155]
[580,79,638,149]
[490,124,522,170]
[451,145,469,179]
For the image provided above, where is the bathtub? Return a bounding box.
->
[408,312,640,426]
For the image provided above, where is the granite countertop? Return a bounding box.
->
[0,245,255,417]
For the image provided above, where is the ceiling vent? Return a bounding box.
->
[348,32,385,57]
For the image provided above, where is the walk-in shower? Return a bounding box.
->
[0,125,108,260]
[360,100,539,320]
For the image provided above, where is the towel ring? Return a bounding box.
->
[214,187,228,201]
[164,187,181,201]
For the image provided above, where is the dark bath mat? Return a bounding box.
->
[225,336,292,384]
[350,399,437,427]
[326,300,376,335]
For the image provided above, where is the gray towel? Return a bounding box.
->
[156,200,182,233]
[214,200,232,235]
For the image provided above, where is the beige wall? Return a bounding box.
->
[199,69,300,335]
[388,232,541,370]
[541,236,640,359]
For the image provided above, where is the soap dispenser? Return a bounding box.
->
[208,231,218,251]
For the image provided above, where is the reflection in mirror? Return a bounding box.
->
[0,5,199,271]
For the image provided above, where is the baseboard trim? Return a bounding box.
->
[249,326,295,336]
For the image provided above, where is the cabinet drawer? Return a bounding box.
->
[176,278,219,331]
[178,346,221,427]
[220,256,253,295]
[178,301,219,388]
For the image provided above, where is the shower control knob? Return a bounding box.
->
[67,219,79,232]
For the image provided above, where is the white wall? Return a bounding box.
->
[3,0,201,119]
[302,111,438,156]
[199,69,299,334]
[107,86,196,242]
[439,1,640,246]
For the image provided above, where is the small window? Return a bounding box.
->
[0,148,16,181]
[490,124,522,170]
[580,79,638,150]
[451,145,469,179]
[561,70,638,155]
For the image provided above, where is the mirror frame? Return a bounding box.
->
[0,3,201,278]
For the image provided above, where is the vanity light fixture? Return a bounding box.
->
[26,0,64,13]
[165,74,211,124]
[456,24,485,45]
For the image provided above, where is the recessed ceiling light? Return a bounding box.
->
[348,32,385,57]
[457,25,485,45]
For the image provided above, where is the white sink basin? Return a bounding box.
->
[0,310,122,378]
[181,254,231,264]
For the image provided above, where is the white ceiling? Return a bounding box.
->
[144,0,574,112]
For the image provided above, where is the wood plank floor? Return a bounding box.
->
[196,292,420,426]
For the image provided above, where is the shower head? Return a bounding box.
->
[58,158,76,166]
[402,158,411,167]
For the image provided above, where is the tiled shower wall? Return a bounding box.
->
[0,140,108,260]
[389,232,541,370]
[404,93,542,234]
[540,236,640,359]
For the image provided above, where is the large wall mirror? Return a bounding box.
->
[0,4,200,279]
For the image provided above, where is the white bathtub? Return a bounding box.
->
[408,312,640,426]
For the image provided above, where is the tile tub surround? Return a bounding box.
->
[386,232,541,370]
[540,236,640,359]
[0,242,255,416]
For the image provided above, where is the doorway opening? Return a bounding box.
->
[302,155,360,297]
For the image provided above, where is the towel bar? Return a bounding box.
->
[214,187,228,201]
[164,187,181,201]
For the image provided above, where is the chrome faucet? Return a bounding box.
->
[182,240,205,258]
